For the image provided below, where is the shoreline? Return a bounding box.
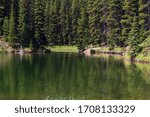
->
[1,44,150,63]
[83,47,150,64]
[0,45,79,54]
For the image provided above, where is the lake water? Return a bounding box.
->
[0,53,150,100]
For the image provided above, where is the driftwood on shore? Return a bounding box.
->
[83,47,125,56]
[98,51,124,55]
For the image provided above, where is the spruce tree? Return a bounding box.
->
[0,0,4,35]
[28,0,35,48]
[88,0,109,45]
[88,0,101,44]
[78,0,89,39]
[44,0,51,43]
[128,16,141,59]
[71,0,80,44]
[34,0,47,47]
[60,0,69,45]
[49,0,61,45]
[121,0,139,46]
[8,3,18,44]
[18,0,28,46]
[13,0,19,36]
[3,16,9,41]
[18,0,33,47]
[138,0,150,42]
[107,0,122,48]
[77,0,89,49]
[65,0,72,45]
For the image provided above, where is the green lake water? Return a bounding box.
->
[0,53,150,100]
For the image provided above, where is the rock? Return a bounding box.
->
[6,47,15,53]
[83,48,91,56]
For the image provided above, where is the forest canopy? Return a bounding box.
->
[0,0,150,55]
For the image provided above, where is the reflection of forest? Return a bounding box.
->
[123,63,150,99]
[0,54,12,65]
[0,53,150,100]
[136,64,150,83]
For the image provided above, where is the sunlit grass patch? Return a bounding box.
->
[48,46,78,52]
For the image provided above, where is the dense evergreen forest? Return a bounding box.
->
[0,0,150,57]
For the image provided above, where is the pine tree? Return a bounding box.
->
[18,0,28,46]
[34,0,47,48]
[60,0,70,45]
[60,0,66,45]
[138,0,150,42]
[8,3,18,44]
[44,0,51,43]
[65,0,72,45]
[49,0,61,45]
[3,16,9,41]
[0,0,4,35]
[77,0,89,49]
[88,0,109,45]
[71,0,80,44]
[78,0,89,39]
[18,0,33,47]
[121,0,139,46]
[88,0,100,44]
[28,0,35,48]
[128,16,141,59]
[107,0,122,49]
[13,0,19,36]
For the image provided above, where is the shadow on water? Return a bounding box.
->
[0,53,150,100]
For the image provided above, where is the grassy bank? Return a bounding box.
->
[90,47,125,55]
[0,44,78,53]
[92,47,123,52]
[47,46,78,53]
[88,46,150,63]
[136,53,150,62]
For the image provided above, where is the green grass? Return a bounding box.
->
[136,54,150,62]
[0,45,79,53]
[114,47,124,52]
[47,46,78,53]
[92,47,123,52]
[91,47,124,53]
[0,47,4,53]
